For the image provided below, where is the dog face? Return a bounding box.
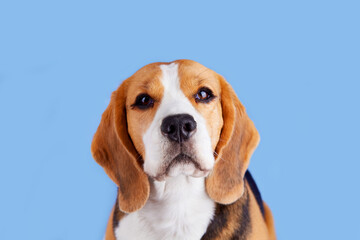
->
[126,61,223,181]
[91,60,259,213]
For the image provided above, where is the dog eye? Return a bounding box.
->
[132,94,155,109]
[194,87,215,103]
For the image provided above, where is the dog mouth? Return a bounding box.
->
[165,153,201,173]
[154,153,210,181]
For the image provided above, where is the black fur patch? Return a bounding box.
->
[201,187,251,240]
[230,194,250,240]
[201,203,230,239]
[112,190,121,234]
[245,170,265,217]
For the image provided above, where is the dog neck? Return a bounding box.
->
[114,175,215,240]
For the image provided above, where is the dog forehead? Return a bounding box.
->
[124,61,187,100]
[178,60,222,96]
[125,63,163,97]
[160,60,220,94]
[125,60,220,106]
[159,62,180,90]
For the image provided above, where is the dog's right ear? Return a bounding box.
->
[91,82,150,213]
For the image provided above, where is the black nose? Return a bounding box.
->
[161,114,197,143]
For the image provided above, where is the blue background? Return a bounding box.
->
[1,1,359,239]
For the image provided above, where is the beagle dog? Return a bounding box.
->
[91,60,276,240]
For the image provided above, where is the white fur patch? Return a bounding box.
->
[114,176,215,240]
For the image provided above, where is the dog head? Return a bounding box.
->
[91,60,259,213]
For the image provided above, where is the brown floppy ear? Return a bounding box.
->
[91,82,149,213]
[205,76,260,204]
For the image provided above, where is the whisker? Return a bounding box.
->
[134,145,145,161]
[213,151,228,163]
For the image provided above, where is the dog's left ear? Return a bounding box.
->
[206,76,260,205]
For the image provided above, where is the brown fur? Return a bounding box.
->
[91,82,150,213]
[205,75,260,205]
[104,207,117,240]
[263,202,277,240]
[91,60,276,239]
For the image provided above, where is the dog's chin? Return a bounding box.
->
[153,154,211,181]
